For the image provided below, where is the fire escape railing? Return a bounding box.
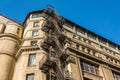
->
[39,5,73,80]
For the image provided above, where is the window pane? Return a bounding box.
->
[28,54,36,66]
[98,37,107,45]
[64,22,74,29]
[33,22,39,27]
[26,74,34,80]
[77,27,86,35]
[83,63,89,72]
[87,32,96,40]
[31,41,37,46]
[89,66,95,73]
[109,42,116,49]
[17,28,20,34]
[32,31,39,36]
[82,62,98,74]
[32,13,41,18]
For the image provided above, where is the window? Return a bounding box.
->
[77,27,86,35]
[113,72,120,80]
[28,54,36,66]
[87,32,96,40]
[98,37,107,45]
[33,21,39,27]
[32,31,39,36]
[64,22,74,29]
[17,28,20,34]
[109,42,116,49]
[82,62,98,74]
[31,41,37,46]
[26,74,34,80]
[32,13,41,18]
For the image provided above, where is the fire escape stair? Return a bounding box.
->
[39,5,73,80]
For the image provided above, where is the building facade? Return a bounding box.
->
[0,6,120,80]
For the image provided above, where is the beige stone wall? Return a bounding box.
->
[13,15,46,80]
[0,37,18,55]
[5,23,22,38]
[13,51,45,80]
[100,65,114,80]
[23,18,45,38]
[0,54,15,80]
[0,15,13,24]
[69,56,82,80]
[0,15,22,80]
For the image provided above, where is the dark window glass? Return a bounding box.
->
[87,32,96,40]
[98,37,107,45]
[26,74,34,80]
[77,27,86,35]
[82,62,98,74]
[28,54,36,66]
[109,42,116,49]
[64,22,74,29]
[33,21,39,27]
[32,13,41,18]
[17,28,20,34]
[32,31,39,36]
[31,41,37,46]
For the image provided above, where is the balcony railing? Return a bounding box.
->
[39,54,57,73]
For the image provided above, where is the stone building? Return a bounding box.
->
[0,6,120,80]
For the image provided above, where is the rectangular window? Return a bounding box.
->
[82,62,98,74]
[26,74,34,80]
[87,32,96,40]
[109,42,116,49]
[77,27,86,35]
[33,21,39,27]
[31,41,37,46]
[28,54,36,66]
[98,37,107,45]
[32,13,41,18]
[64,22,74,29]
[32,30,39,36]
[17,28,20,34]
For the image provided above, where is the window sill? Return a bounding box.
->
[28,65,36,67]
[83,70,103,79]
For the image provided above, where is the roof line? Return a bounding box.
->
[22,10,120,47]
[0,14,22,26]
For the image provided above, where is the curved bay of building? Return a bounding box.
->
[0,17,22,80]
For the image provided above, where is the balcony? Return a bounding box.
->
[44,5,55,17]
[41,21,54,33]
[60,53,69,63]
[40,36,54,51]
[39,54,57,73]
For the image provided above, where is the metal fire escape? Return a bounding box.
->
[39,5,73,80]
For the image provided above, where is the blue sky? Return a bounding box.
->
[0,0,120,44]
